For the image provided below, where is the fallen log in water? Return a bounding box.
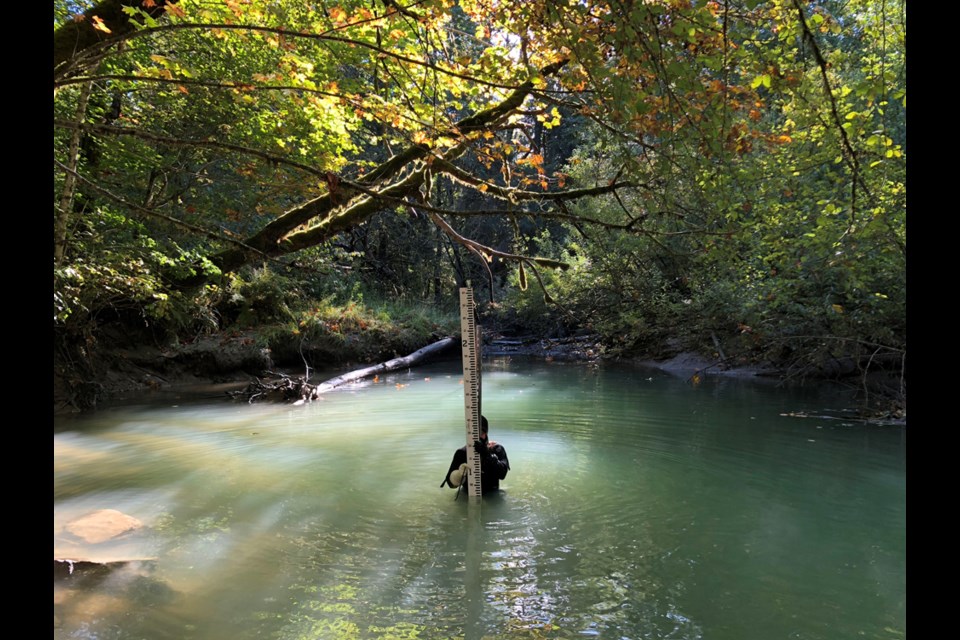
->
[230,336,457,404]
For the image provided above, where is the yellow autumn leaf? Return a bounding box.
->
[165,3,187,18]
[91,15,112,33]
[831,304,844,314]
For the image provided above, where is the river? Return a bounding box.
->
[54,357,906,639]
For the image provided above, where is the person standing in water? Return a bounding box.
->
[443,415,509,495]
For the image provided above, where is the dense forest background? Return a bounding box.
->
[53,0,905,416]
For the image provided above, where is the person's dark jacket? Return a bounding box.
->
[445,440,509,494]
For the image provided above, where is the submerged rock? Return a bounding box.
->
[63,509,143,544]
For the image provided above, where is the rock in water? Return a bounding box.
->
[64,509,143,544]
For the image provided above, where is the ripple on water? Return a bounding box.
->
[54,361,905,640]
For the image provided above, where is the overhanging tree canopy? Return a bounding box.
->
[53,0,904,342]
[53,1,781,277]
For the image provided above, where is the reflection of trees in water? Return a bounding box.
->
[55,560,176,635]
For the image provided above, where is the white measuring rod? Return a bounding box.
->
[459,286,483,498]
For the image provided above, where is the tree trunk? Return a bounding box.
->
[232,336,458,403]
[314,336,457,393]
[54,0,178,78]
[432,223,444,307]
[54,79,94,267]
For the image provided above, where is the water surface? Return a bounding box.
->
[54,358,906,639]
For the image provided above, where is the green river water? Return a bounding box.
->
[54,357,906,640]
